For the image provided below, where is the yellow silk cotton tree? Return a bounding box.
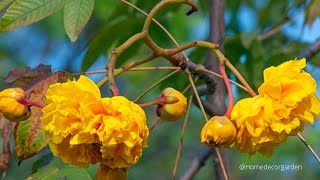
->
[0,0,319,180]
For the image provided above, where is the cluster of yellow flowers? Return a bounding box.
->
[231,59,320,156]
[41,76,149,168]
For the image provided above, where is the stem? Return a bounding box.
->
[149,118,161,132]
[107,32,145,96]
[143,0,197,32]
[134,69,180,102]
[97,53,156,88]
[166,41,218,56]
[214,147,228,180]
[18,98,45,108]
[185,69,208,122]
[297,133,320,164]
[120,0,189,59]
[213,49,257,96]
[74,67,179,75]
[194,67,248,92]
[172,95,193,180]
[218,63,233,118]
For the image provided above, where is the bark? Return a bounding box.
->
[206,0,230,180]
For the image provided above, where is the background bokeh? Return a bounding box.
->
[0,0,320,179]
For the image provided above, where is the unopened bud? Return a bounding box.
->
[164,96,179,104]
[156,87,187,121]
[201,116,237,148]
[0,88,28,122]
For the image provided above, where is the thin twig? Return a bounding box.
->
[298,38,320,59]
[134,69,181,102]
[213,49,257,96]
[180,148,214,180]
[185,69,208,122]
[214,148,228,180]
[149,118,161,132]
[194,67,248,92]
[257,11,302,41]
[297,133,320,164]
[97,53,157,87]
[172,95,193,180]
[74,67,180,75]
[107,32,145,95]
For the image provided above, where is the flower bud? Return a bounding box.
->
[156,87,187,121]
[96,165,127,180]
[0,88,28,122]
[201,116,237,148]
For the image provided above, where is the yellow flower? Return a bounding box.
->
[48,137,102,167]
[231,59,320,156]
[41,75,101,144]
[231,95,287,156]
[201,116,237,148]
[259,59,316,106]
[96,165,127,180]
[41,75,149,168]
[259,59,320,133]
[0,88,28,122]
[91,96,149,169]
[156,87,187,121]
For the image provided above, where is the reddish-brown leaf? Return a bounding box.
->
[4,64,51,90]
[0,118,15,177]
[15,71,72,163]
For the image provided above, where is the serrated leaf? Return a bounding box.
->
[0,0,66,32]
[64,0,94,43]
[0,0,14,12]
[32,153,53,173]
[60,165,93,180]
[15,71,72,163]
[0,120,15,175]
[4,64,52,90]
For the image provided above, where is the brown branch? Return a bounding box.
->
[206,0,230,180]
[180,148,214,180]
[298,38,320,59]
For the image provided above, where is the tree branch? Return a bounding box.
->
[298,38,320,59]
[180,148,214,180]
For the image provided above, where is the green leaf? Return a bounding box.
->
[0,0,14,13]
[64,0,94,43]
[0,0,66,32]
[15,71,72,163]
[81,16,143,71]
[32,153,53,173]
[60,165,93,180]
[240,30,260,49]
[28,162,93,180]
[26,160,60,180]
